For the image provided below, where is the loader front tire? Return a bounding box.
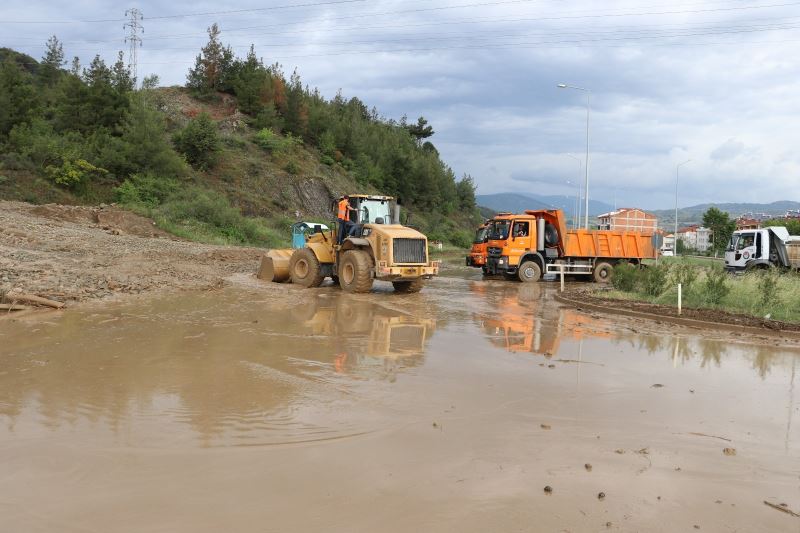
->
[339,250,373,293]
[392,278,424,293]
[290,248,325,288]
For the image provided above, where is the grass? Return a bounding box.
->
[643,255,723,267]
[602,263,800,323]
[116,175,290,248]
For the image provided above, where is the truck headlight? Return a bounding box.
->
[499,259,505,265]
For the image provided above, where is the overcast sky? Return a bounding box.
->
[3,0,800,209]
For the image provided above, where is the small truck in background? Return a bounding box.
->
[466,220,494,270]
[482,209,657,282]
[724,226,800,272]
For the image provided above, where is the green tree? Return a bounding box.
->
[406,116,434,143]
[40,35,65,86]
[702,207,736,254]
[456,174,477,211]
[186,23,235,94]
[0,59,39,138]
[111,51,134,92]
[173,113,220,169]
[764,218,800,235]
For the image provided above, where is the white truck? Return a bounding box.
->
[724,226,800,272]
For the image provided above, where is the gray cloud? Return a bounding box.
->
[3,0,800,208]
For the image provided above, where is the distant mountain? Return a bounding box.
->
[652,201,800,226]
[476,192,614,219]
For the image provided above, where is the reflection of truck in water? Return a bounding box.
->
[482,209,657,282]
[473,284,609,356]
[724,226,800,272]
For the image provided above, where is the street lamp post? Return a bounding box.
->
[675,159,691,255]
[565,154,582,230]
[558,83,591,229]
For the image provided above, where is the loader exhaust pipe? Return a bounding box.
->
[394,204,401,225]
[537,218,545,251]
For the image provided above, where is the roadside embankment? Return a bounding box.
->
[0,201,262,307]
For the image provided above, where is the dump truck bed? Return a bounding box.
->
[787,240,800,269]
[563,229,656,260]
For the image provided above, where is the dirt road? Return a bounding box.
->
[0,201,261,303]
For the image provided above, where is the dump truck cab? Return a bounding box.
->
[466,220,493,268]
[281,194,440,293]
[724,227,800,272]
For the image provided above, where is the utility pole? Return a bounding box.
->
[124,8,143,88]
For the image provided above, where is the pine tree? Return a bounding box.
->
[111,51,134,92]
[40,35,65,86]
[0,59,39,137]
[186,23,235,94]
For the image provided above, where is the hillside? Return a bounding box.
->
[0,34,480,249]
[476,192,614,219]
[652,201,800,226]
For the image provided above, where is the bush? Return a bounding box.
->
[254,128,302,154]
[611,262,640,292]
[284,160,300,175]
[114,173,179,208]
[45,158,108,188]
[700,266,730,305]
[154,186,280,246]
[641,264,669,297]
[671,262,698,291]
[757,270,780,308]
[320,154,335,166]
[172,113,220,170]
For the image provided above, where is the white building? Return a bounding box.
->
[677,225,712,252]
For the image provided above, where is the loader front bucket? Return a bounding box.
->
[257,249,294,283]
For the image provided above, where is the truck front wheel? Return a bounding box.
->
[518,261,542,282]
[339,250,374,293]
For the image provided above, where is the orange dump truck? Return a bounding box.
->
[466,221,490,268]
[483,209,657,282]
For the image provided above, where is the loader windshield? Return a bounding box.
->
[356,199,392,224]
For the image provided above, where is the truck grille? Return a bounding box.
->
[488,247,502,257]
[393,238,427,264]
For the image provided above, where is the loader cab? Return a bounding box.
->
[348,195,396,225]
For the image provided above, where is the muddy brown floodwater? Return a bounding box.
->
[1,275,798,532]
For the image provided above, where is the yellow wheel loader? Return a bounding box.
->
[258,195,440,293]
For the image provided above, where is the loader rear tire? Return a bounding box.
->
[290,248,325,288]
[393,278,424,293]
[593,261,614,283]
[518,261,542,282]
[339,250,373,293]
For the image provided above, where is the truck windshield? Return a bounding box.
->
[357,199,392,224]
[726,234,738,252]
[474,227,488,244]
[736,233,755,251]
[489,220,511,240]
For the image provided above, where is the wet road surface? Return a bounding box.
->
[1,274,798,532]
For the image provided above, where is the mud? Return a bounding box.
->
[1,275,798,533]
[566,286,800,332]
[0,201,261,303]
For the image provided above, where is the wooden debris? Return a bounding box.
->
[5,293,65,309]
[763,500,800,518]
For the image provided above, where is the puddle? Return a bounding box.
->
[0,278,797,532]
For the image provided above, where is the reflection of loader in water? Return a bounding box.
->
[294,297,436,376]
[474,284,610,356]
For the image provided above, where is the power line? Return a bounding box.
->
[124,8,143,86]
[0,0,371,24]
